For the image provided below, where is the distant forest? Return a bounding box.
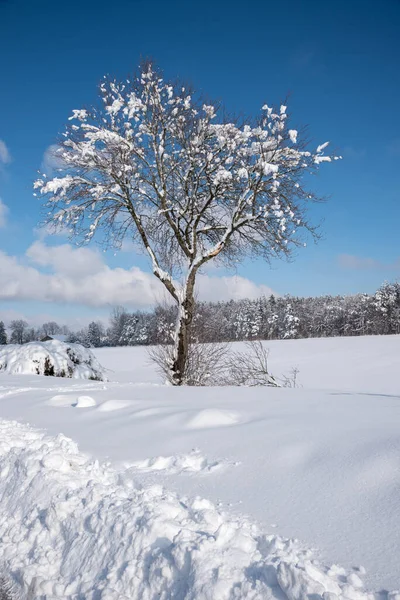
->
[1,281,400,348]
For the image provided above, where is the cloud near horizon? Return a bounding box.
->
[0,241,275,310]
[0,308,107,331]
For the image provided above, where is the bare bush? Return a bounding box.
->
[149,339,282,387]
[280,366,300,388]
[149,342,229,386]
[226,340,280,387]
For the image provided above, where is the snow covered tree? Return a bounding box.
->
[151,304,176,345]
[24,327,36,343]
[87,321,104,347]
[233,299,260,340]
[0,321,7,345]
[74,327,92,348]
[282,301,300,339]
[41,321,62,336]
[107,306,130,346]
[65,330,80,344]
[9,320,28,345]
[373,282,400,334]
[34,61,338,385]
[119,312,150,345]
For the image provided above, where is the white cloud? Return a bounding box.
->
[27,241,105,278]
[0,308,108,331]
[33,223,70,241]
[0,199,9,228]
[0,245,161,308]
[338,254,400,271]
[0,140,11,164]
[0,242,275,308]
[338,254,382,270]
[41,144,66,175]
[120,239,136,252]
[197,274,274,302]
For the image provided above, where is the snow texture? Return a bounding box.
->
[0,335,400,596]
[0,340,107,381]
[0,418,384,600]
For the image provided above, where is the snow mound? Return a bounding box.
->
[0,341,107,381]
[131,407,164,418]
[47,394,79,407]
[0,419,375,600]
[72,395,97,408]
[186,408,241,429]
[97,399,131,412]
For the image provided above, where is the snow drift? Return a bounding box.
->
[0,419,375,600]
[0,340,107,381]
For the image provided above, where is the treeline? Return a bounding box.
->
[0,320,70,346]
[1,281,399,348]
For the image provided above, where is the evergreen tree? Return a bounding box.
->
[87,322,104,348]
[0,321,7,345]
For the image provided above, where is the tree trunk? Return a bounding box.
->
[170,279,195,386]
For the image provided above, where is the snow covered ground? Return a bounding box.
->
[0,335,399,598]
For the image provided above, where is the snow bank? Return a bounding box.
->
[0,419,377,600]
[0,340,107,381]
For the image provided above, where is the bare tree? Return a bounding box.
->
[9,320,28,345]
[34,61,338,385]
[41,321,62,336]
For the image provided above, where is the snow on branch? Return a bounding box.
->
[34,60,339,289]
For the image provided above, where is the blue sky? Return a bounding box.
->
[0,0,399,327]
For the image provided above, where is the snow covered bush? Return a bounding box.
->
[0,340,107,381]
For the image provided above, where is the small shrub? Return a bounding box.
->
[149,342,229,386]
[149,340,281,387]
[43,357,55,377]
[226,341,280,387]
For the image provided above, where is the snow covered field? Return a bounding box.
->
[0,335,399,598]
